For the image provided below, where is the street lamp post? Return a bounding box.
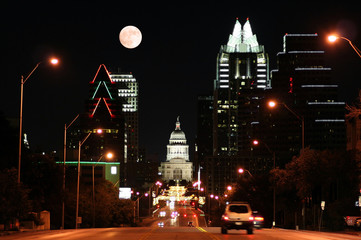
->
[328,35,361,58]
[75,131,92,229]
[268,100,305,230]
[18,58,58,183]
[62,114,79,229]
[237,168,254,178]
[252,139,276,227]
[92,152,113,227]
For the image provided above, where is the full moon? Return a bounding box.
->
[119,26,142,49]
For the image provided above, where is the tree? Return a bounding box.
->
[271,148,361,230]
[64,178,134,228]
[0,168,32,226]
[21,153,63,228]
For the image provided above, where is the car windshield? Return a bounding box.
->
[229,205,248,213]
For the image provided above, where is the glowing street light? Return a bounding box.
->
[50,58,59,65]
[328,35,338,43]
[18,57,59,184]
[227,185,232,191]
[238,168,254,178]
[268,100,277,108]
[327,34,361,58]
[106,152,113,159]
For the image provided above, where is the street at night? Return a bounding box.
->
[2,227,360,240]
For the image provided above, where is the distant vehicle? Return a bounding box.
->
[251,211,264,229]
[221,202,254,234]
[171,211,179,218]
[344,216,361,230]
[158,211,166,218]
[158,222,164,227]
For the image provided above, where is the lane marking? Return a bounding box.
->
[196,227,220,240]
[138,227,158,240]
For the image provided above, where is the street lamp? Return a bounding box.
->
[62,114,79,229]
[252,139,276,227]
[237,168,253,178]
[134,193,149,223]
[18,58,59,183]
[268,100,304,150]
[92,152,113,227]
[328,34,361,58]
[75,129,103,229]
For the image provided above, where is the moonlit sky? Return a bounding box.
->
[2,1,361,160]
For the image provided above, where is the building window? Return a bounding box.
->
[111,166,117,175]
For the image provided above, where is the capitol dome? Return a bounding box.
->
[169,117,186,144]
[159,116,192,182]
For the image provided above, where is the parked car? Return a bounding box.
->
[221,202,254,234]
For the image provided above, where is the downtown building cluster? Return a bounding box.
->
[65,64,158,191]
[64,19,348,200]
[195,19,346,196]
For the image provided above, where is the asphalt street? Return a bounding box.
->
[2,205,360,239]
[2,227,361,240]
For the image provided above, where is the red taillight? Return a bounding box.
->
[249,216,254,221]
[223,215,229,221]
[255,217,264,221]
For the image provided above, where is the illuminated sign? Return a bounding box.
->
[119,187,132,199]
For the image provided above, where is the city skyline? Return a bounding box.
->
[3,1,361,159]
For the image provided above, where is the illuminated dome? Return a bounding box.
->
[160,116,192,182]
[169,117,186,144]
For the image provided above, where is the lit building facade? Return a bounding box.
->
[270,34,346,157]
[213,18,270,156]
[159,118,193,182]
[205,19,270,195]
[109,72,139,186]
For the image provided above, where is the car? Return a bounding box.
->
[221,202,254,234]
[344,216,361,230]
[251,211,264,229]
[158,211,166,218]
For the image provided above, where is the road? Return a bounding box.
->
[2,227,361,240]
[2,205,360,239]
[153,204,207,227]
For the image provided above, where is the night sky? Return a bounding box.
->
[3,1,361,160]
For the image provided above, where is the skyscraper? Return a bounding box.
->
[67,64,125,186]
[270,34,346,158]
[206,19,270,195]
[109,71,139,187]
[213,18,270,156]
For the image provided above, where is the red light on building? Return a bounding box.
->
[288,77,293,93]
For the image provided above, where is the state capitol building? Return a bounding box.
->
[159,117,193,183]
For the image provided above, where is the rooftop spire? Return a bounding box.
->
[227,18,259,51]
[231,19,242,40]
[175,116,181,130]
